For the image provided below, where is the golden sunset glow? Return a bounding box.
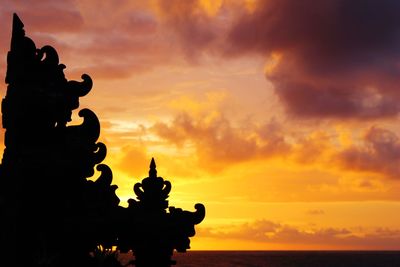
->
[1,0,400,250]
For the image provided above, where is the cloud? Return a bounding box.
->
[228,1,400,119]
[0,1,179,81]
[4,0,400,118]
[154,0,400,119]
[198,219,400,249]
[338,127,400,179]
[156,0,223,60]
[123,10,158,35]
[152,111,291,171]
[61,8,175,79]
[148,92,396,179]
[153,100,400,180]
[116,145,149,178]
[1,0,84,33]
[226,0,400,119]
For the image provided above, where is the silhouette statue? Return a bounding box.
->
[0,14,205,267]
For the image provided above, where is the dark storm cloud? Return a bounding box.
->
[227,0,400,119]
[155,0,400,119]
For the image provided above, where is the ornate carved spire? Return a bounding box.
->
[124,158,205,266]
[149,157,157,178]
[0,13,121,266]
[3,13,93,131]
[6,13,25,84]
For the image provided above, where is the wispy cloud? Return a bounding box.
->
[198,219,400,249]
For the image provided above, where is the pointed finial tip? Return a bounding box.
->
[150,157,156,168]
[12,13,24,28]
[149,157,157,178]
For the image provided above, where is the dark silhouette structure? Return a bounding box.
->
[0,14,205,267]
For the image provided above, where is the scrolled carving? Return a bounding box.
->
[95,164,113,186]
[93,142,107,165]
[40,45,59,65]
[134,183,144,200]
[168,204,205,252]
[67,74,92,97]
[161,180,171,198]
[192,203,206,225]
[77,108,100,142]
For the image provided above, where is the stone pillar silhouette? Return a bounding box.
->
[0,13,204,267]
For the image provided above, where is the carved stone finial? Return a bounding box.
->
[6,13,27,84]
[11,13,24,45]
[3,13,94,130]
[124,159,205,266]
[149,157,157,178]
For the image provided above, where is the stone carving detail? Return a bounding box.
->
[120,159,205,266]
[0,14,204,267]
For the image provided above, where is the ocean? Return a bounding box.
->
[167,251,400,267]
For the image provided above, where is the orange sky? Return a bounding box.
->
[1,0,400,250]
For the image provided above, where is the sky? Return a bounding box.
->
[1,0,400,250]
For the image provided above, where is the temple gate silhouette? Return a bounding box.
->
[0,14,205,267]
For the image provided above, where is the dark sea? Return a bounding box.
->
[165,251,400,267]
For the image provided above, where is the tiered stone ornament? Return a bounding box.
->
[119,158,205,266]
[0,14,205,267]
